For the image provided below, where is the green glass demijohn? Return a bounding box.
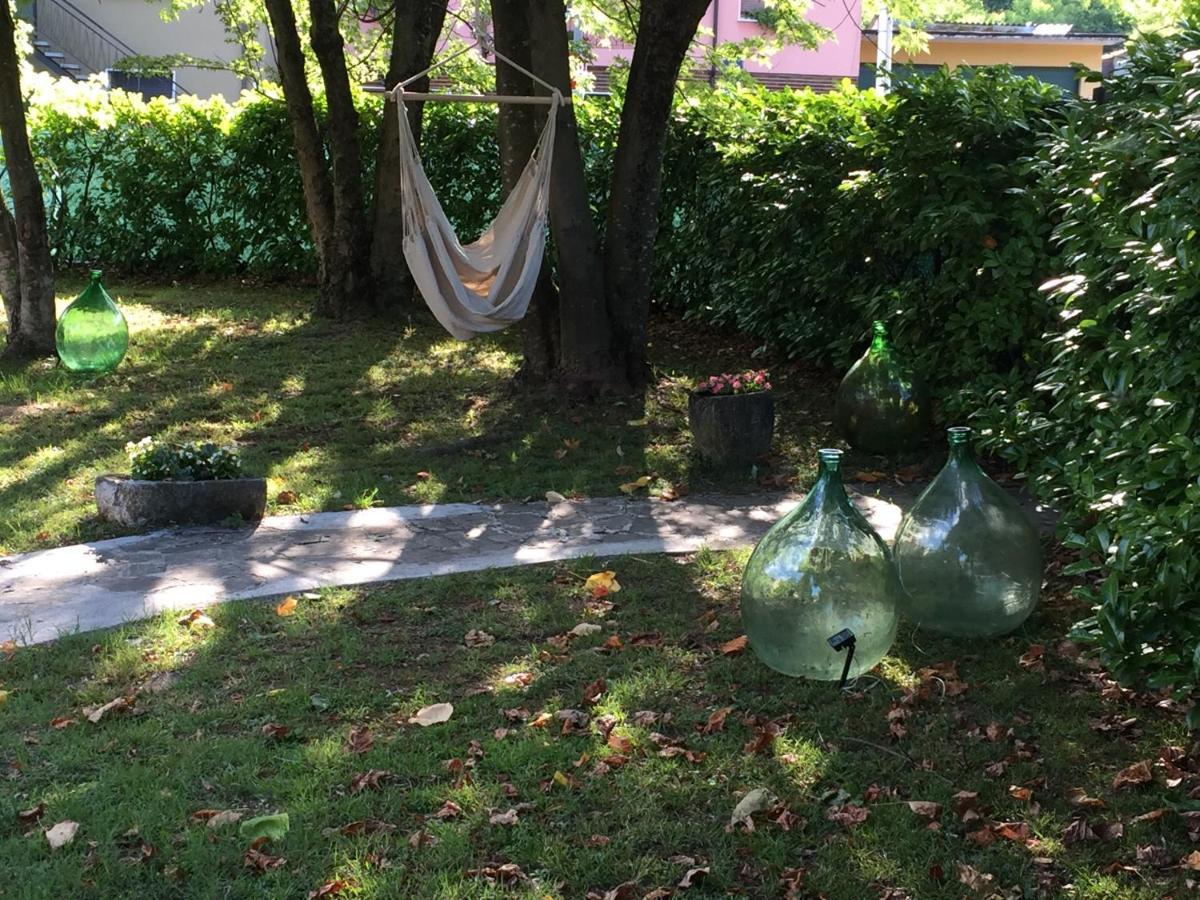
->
[55,270,129,374]
[834,320,931,454]
[740,448,900,680]
[893,427,1042,637]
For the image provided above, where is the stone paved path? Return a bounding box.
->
[0,487,1055,645]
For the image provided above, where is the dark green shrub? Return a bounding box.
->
[656,70,1066,400]
[971,26,1200,709]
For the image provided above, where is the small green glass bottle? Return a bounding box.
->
[834,320,931,454]
[741,448,900,680]
[56,271,129,374]
[893,427,1042,637]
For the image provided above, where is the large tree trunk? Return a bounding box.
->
[492,0,561,381]
[370,0,448,308]
[308,0,373,315]
[0,0,55,359]
[603,0,711,386]
[262,0,338,313]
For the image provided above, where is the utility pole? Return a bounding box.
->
[876,5,893,97]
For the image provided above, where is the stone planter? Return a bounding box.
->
[688,390,775,466]
[95,475,267,529]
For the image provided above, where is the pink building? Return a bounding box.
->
[586,0,863,92]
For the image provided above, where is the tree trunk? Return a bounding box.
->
[492,0,561,381]
[603,0,710,386]
[370,0,448,308]
[308,0,373,316]
[0,0,55,359]
[527,0,622,391]
[262,0,338,313]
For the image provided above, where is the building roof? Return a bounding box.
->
[863,18,1126,45]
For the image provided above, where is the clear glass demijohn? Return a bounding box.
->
[740,448,900,680]
[55,270,129,374]
[834,320,931,454]
[893,427,1042,637]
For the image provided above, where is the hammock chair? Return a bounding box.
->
[392,42,563,340]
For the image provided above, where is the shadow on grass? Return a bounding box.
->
[0,550,1192,898]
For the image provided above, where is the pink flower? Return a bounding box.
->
[754,374,764,384]
[732,380,742,390]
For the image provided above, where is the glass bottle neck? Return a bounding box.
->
[810,452,853,513]
[869,321,890,354]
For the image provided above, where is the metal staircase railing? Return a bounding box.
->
[33,0,191,95]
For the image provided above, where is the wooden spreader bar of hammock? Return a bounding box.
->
[363,38,568,106]
[363,87,559,105]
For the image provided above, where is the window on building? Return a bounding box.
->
[107,69,176,101]
[740,0,766,20]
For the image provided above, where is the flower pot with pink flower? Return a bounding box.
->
[688,370,774,466]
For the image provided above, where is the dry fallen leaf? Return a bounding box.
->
[585,571,622,597]
[720,635,749,656]
[178,609,216,631]
[1182,850,1200,871]
[826,802,869,827]
[678,866,709,889]
[349,770,390,794]
[730,788,775,825]
[0,690,8,706]
[618,476,653,494]
[84,697,131,724]
[489,808,519,826]
[956,862,993,892]
[581,678,606,706]
[262,722,291,741]
[243,846,286,873]
[701,706,734,735]
[1066,787,1106,809]
[1112,760,1153,790]
[345,726,374,753]
[409,703,454,726]
[276,490,299,505]
[907,801,942,819]
[308,878,359,899]
[275,596,297,617]
[45,821,79,850]
[570,622,603,638]
[18,803,44,826]
[465,629,495,648]
[207,810,243,829]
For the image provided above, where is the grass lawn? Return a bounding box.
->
[1,551,1196,898]
[0,280,890,557]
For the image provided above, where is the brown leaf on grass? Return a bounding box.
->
[701,706,734,735]
[349,770,390,794]
[49,716,75,730]
[826,803,869,827]
[308,879,359,899]
[431,800,462,820]
[1063,818,1096,845]
[589,882,637,900]
[557,709,591,735]
[1009,785,1033,802]
[630,632,662,647]
[275,596,297,617]
[407,830,439,849]
[993,821,1031,843]
[1018,644,1045,670]
[410,703,454,726]
[956,862,994,892]
[743,720,782,755]
[1181,850,1200,870]
[1065,787,1106,809]
[0,639,16,660]
[601,634,624,652]
[275,490,299,505]
[345,725,374,754]
[587,834,611,848]
[585,571,621,597]
[720,635,749,656]
[1132,808,1167,823]
[631,710,660,726]
[468,863,528,886]
[1136,844,1174,868]
[780,867,806,899]
[966,827,995,847]
[907,801,942,820]
[464,629,495,648]
[529,712,553,728]
[504,706,531,722]
[1112,760,1153,790]
[678,866,709,889]
[84,697,131,724]
[607,732,634,754]
[951,791,981,820]
[17,803,44,826]
[1095,821,1124,841]
[581,678,606,706]
[984,760,1008,778]
[262,722,291,741]
[489,809,519,826]
[243,847,286,872]
[322,820,396,837]
[177,609,216,630]
[502,671,536,688]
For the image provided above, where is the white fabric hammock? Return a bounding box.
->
[393,49,561,341]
